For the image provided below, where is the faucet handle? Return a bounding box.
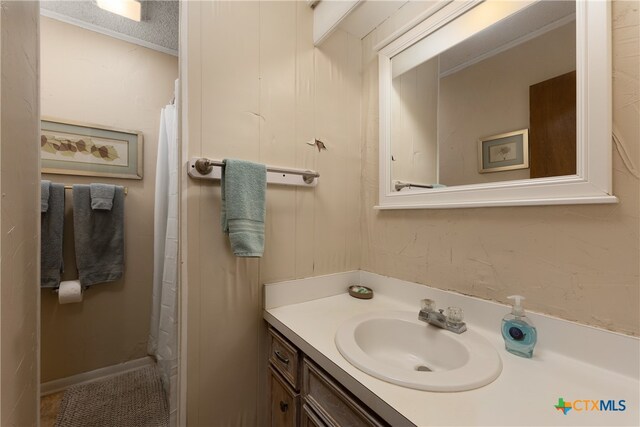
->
[446,306,464,324]
[421,299,436,311]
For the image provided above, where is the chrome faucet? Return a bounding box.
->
[418,299,467,334]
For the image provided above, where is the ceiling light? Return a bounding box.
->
[96,0,142,22]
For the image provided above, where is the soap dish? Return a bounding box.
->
[348,285,373,300]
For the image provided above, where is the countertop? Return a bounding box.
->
[263,271,640,426]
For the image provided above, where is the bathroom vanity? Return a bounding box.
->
[268,326,388,426]
[264,271,639,427]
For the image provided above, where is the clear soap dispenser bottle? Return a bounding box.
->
[501,295,537,358]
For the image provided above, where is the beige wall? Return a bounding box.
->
[361,1,639,336]
[391,57,439,186]
[185,1,361,424]
[0,1,40,425]
[40,17,178,382]
[183,2,637,426]
[439,22,576,186]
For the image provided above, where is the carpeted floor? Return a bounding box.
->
[55,365,169,427]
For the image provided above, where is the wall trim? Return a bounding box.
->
[40,8,178,57]
[178,1,188,425]
[40,356,155,396]
[371,0,457,52]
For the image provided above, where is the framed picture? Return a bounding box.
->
[478,129,529,173]
[41,117,143,180]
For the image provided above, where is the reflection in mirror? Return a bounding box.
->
[390,1,576,191]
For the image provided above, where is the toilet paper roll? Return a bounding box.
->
[59,280,83,304]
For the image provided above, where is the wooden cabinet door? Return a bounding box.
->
[529,70,577,178]
[269,327,301,390]
[301,404,327,427]
[270,367,299,427]
[302,358,387,427]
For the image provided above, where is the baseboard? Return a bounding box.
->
[41,356,155,396]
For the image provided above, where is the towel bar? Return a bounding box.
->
[394,181,433,191]
[187,157,319,187]
[64,185,128,195]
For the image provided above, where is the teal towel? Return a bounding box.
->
[220,159,266,257]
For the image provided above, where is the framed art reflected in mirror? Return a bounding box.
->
[478,129,529,174]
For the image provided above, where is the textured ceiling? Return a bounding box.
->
[40,0,179,54]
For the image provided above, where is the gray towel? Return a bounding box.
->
[41,180,51,212]
[41,183,64,288]
[73,184,125,286]
[90,183,116,210]
[220,159,266,257]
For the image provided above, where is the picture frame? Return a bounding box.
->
[478,129,529,173]
[41,117,143,180]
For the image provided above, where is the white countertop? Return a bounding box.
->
[264,271,640,427]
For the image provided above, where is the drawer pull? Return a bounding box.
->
[274,350,290,365]
[279,401,289,412]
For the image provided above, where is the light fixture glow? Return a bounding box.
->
[96,0,142,22]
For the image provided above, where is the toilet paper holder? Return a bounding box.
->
[52,284,88,293]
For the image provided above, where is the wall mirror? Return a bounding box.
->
[377,0,617,209]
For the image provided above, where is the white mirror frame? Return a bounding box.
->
[377,0,617,209]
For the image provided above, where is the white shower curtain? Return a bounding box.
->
[149,83,179,424]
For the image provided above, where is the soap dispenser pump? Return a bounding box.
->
[501,295,537,358]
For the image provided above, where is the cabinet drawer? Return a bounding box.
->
[269,327,301,390]
[301,404,327,427]
[270,367,300,427]
[302,358,387,427]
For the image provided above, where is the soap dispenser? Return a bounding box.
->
[501,295,537,358]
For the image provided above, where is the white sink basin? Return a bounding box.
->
[335,311,502,392]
